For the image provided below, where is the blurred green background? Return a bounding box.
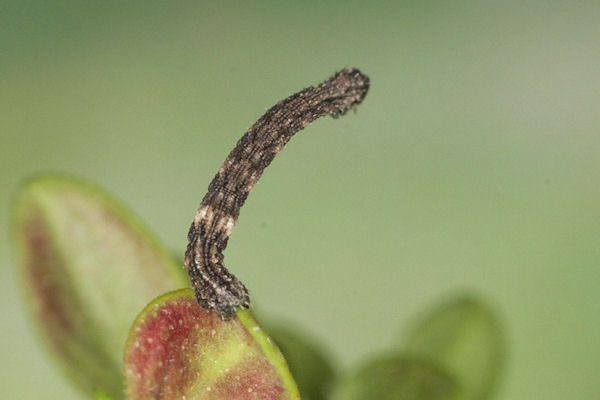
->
[1,1,599,398]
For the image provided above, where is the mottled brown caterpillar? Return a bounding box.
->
[184,68,370,320]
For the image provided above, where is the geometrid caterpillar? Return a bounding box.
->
[184,68,370,320]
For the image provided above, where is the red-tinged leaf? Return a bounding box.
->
[12,175,189,398]
[124,289,301,400]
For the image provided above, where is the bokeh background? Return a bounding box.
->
[2,1,599,398]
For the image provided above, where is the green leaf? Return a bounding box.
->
[123,289,301,400]
[402,296,504,400]
[93,389,115,400]
[266,324,335,400]
[12,175,189,399]
[330,355,461,400]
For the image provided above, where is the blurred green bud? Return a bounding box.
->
[330,355,461,400]
[266,323,336,400]
[402,295,504,400]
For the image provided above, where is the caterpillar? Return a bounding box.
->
[184,68,370,320]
